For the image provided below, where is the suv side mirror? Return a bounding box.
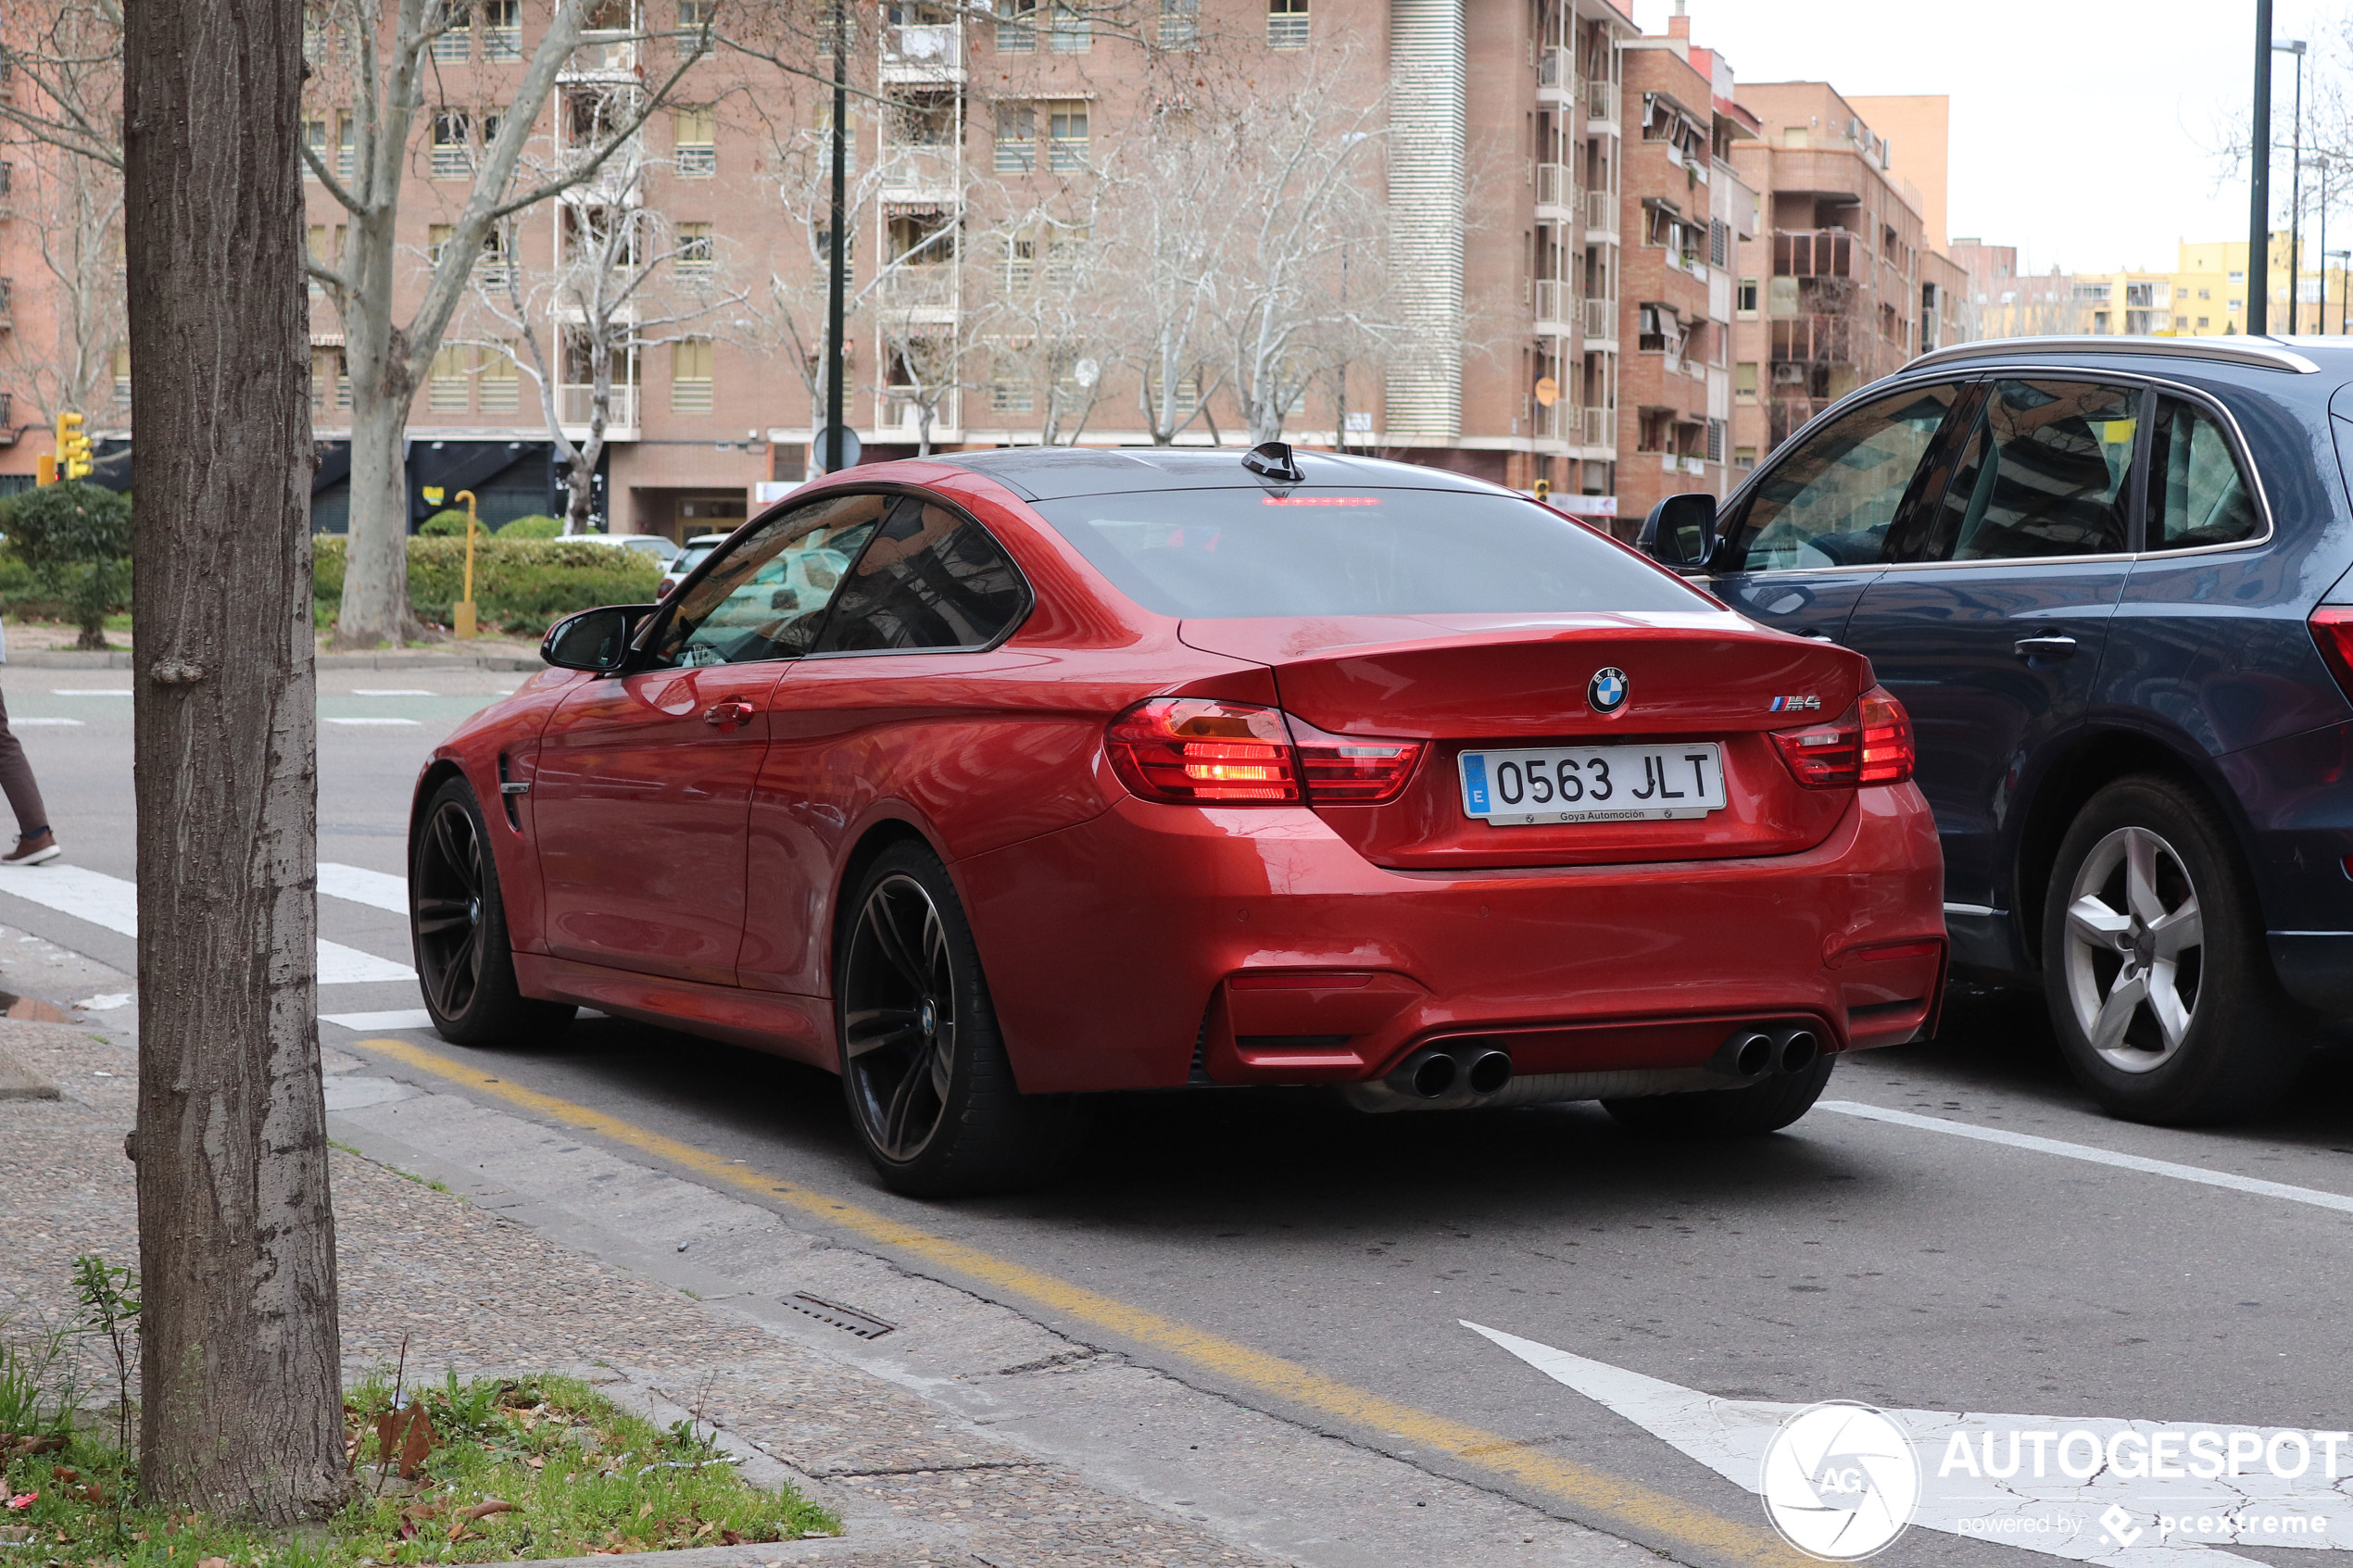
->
[1639,493,1720,571]
[542,604,655,671]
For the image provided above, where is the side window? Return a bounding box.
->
[1922,379,2138,562]
[812,496,1028,654]
[2147,396,2260,550]
[1729,383,1966,571]
[651,492,887,667]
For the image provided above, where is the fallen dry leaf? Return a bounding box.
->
[463,1500,518,1522]
[195,1557,231,1568]
[635,1501,653,1520]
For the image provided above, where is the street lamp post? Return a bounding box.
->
[824,0,848,475]
[2282,38,2309,332]
[2252,0,2273,334]
[2333,249,2353,336]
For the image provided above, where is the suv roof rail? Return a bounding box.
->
[1908,334,2322,376]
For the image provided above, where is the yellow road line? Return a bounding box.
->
[358,1035,1802,1567]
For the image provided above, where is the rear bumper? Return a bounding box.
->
[954,783,1947,1094]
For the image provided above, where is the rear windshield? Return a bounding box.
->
[1032,487,1706,618]
[672,544,719,575]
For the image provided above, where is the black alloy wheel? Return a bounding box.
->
[409,777,574,1047]
[836,842,1080,1196]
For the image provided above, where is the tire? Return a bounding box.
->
[2040,774,2307,1124]
[410,776,576,1047]
[1603,1056,1834,1138]
[835,842,1081,1197]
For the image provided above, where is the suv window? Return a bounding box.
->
[2147,395,2260,550]
[812,496,1028,654]
[1728,383,1966,571]
[652,492,886,667]
[1920,379,2138,561]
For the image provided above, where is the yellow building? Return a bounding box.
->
[2172,233,2349,336]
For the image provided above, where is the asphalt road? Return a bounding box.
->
[6,666,2351,1568]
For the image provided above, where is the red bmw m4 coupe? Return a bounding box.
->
[408,444,1945,1195]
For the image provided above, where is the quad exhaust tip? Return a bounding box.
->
[1390,1042,1516,1101]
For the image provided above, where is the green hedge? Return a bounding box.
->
[314,535,660,634]
[497,514,565,538]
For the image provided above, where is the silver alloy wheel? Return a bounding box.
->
[414,798,487,1021]
[842,872,956,1162]
[2060,824,2205,1073]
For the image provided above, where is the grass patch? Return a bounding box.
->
[1,1372,837,1567]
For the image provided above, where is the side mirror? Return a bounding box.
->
[541,604,655,671]
[1639,493,1719,571]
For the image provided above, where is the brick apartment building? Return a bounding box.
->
[0,0,1971,540]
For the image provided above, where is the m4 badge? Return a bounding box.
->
[1768,696,1821,713]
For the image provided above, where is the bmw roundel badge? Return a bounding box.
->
[1588,667,1629,714]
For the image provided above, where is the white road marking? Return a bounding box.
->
[0,862,415,982]
[325,717,422,726]
[1817,1100,2353,1216]
[50,688,132,696]
[321,1008,434,1031]
[318,862,409,914]
[1468,1323,2322,1565]
[9,718,83,726]
[349,688,434,696]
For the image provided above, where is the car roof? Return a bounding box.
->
[1908,333,2353,379]
[935,445,1516,502]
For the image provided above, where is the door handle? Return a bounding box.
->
[702,699,756,727]
[2014,635,2078,661]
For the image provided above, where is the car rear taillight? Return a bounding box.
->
[657,578,675,598]
[2310,608,2353,700]
[1105,699,1423,807]
[1771,686,1915,788]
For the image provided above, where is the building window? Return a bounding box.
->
[994,102,1036,173]
[2227,270,2246,282]
[1158,0,1198,46]
[1706,418,1725,463]
[1047,100,1088,170]
[2173,314,2188,330]
[1734,361,1757,402]
[1733,445,1755,468]
[672,336,714,414]
[113,345,132,406]
[431,110,472,178]
[991,378,1034,413]
[673,105,715,175]
[1268,0,1307,48]
[303,119,326,177]
[480,345,520,413]
[2198,288,2211,299]
[430,0,470,62]
[677,0,713,25]
[1782,126,1808,149]
[1049,0,1089,51]
[1004,234,1035,292]
[484,0,521,56]
[1708,218,1727,269]
[996,0,1036,51]
[429,346,471,412]
[312,348,349,413]
[2197,316,2211,328]
[675,221,714,275]
[1736,277,1758,318]
[2228,300,2242,312]
[1045,224,1088,286]
[336,115,356,181]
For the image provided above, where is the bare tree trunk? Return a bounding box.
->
[343,383,414,640]
[123,0,345,1523]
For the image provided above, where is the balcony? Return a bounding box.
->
[883,22,963,81]
[1773,229,1856,280]
[880,263,957,313]
[1534,279,1573,331]
[1665,247,1708,285]
[1580,406,1613,447]
[1583,295,1616,341]
[1535,161,1571,214]
[1770,312,1855,364]
[878,144,961,201]
[564,36,637,75]
[0,276,13,329]
[1585,80,1618,132]
[1584,188,1617,242]
[1537,46,1571,107]
[559,383,638,432]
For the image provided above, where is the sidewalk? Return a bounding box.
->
[0,1018,1280,1568]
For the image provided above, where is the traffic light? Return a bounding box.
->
[56,412,92,481]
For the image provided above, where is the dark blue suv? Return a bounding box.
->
[1638,336,2353,1123]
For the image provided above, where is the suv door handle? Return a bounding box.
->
[2014,635,2078,660]
[703,699,756,727]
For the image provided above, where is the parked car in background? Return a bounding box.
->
[409,445,1945,1196]
[1640,334,2353,1125]
[581,532,681,569]
[658,533,729,598]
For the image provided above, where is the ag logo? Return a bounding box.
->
[1587,667,1629,715]
[1759,1401,1920,1561]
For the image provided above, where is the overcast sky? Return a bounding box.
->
[1630,0,2346,275]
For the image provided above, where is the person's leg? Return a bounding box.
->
[0,685,57,858]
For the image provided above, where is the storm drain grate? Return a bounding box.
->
[786,1291,896,1339]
